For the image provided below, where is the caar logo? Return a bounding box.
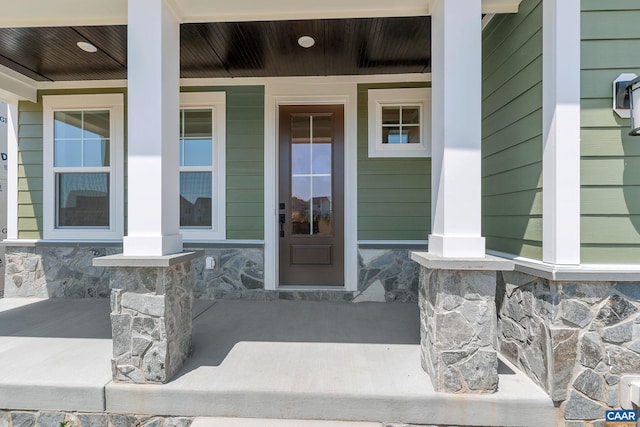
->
[606,410,638,425]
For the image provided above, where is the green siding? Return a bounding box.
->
[17,86,264,241]
[580,3,640,263]
[481,0,543,260]
[357,83,430,241]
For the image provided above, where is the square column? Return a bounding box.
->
[123,0,183,256]
[412,252,514,393]
[429,0,485,258]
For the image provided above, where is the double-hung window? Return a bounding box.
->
[179,92,226,241]
[368,87,431,158]
[43,94,124,240]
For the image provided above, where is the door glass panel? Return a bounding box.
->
[290,113,333,236]
[291,176,311,235]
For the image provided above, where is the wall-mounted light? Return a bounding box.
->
[613,73,640,136]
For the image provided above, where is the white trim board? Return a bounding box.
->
[264,82,358,292]
[487,250,640,281]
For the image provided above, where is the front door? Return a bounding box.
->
[278,105,344,286]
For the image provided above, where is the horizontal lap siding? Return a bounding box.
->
[18,87,264,241]
[481,0,543,260]
[580,4,640,263]
[172,86,265,240]
[357,83,430,241]
[17,100,43,239]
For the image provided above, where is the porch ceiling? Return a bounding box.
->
[0,17,431,81]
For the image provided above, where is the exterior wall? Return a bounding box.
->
[16,86,264,240]
[357,83,430,241]
[481,0,543,260]
[580,1,640,263]
[497,270,640,425]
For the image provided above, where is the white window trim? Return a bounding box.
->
[43,93,124,240]
[367,87,431,158]
[179,91,226,242]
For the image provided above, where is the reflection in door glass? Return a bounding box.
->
[290,114,333,236]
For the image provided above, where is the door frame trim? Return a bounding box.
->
[264,82,358,291]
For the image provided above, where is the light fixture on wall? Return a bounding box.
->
[613,73,640,136]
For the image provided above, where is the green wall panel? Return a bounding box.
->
[481,0,543,260]
[17,86,264,241]
[357,82,431,241]
[580,4,640,262]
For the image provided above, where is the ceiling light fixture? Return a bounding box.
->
[77,41,98,53]
[297,36,315,49]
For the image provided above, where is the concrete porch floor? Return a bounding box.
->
[0,298,556,426]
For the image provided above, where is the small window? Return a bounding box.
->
[43,94,124,240]
[368,88,431,158]
[179,92,226,241]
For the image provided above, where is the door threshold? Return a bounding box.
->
[276,285,347,291]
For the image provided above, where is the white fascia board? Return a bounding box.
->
[2,0,522,28]
[0,65,37,103]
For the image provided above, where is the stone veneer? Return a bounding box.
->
[104,260,194,384]
[358,248,421,302]
[497,270,640,426]
[419,267,499,393]
[4,245,422,302]
[0,410,192,427]
[4,246,120,298]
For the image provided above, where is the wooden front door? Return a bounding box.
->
[278,105,344,286]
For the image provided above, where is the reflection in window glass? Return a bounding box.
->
[180,108,214,229]
[54,110,110,167]
[312,176,332,235]
[180,172,212,227]
[57,173,109,227]
[381,105,420,145]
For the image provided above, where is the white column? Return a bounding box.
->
[428,0,485,258]
[542,0,581,265]
[123,0,183,256]
[6,102,17,241]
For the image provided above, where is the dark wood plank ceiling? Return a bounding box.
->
[0,17,431,81]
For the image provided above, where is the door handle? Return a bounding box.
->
[279,214,286,224]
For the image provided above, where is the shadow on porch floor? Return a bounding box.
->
[0,298,556,426]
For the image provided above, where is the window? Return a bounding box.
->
[43,94,124,240]
[179,92,226,241]
[368,87,431,158]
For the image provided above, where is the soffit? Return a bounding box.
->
[0,17,432,81]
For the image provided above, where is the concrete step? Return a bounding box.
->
[191,418,383,427]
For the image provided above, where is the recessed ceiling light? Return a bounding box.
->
[297,36,315,49]
[77,41,98,53]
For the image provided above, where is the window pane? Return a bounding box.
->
[292,142,311,174]
[180,172,212,227]
[182,109,212,138]
[312,143,331,174]
[54,112,82,139]
[291,176,310,235]
[402,107,420,125]
[382,107,400,125]
[291,115,310,143]
[312,176,332,235]
[83,111,110,139]
[313,114,332,141]
[383,126,404,144]
[83,139,110,167]
[57,173,109,227]
[181,139,212,167]
[406,126,421,144]
[54,139,82,167]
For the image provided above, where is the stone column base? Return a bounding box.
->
[94,252,201,384]
[411,252,513,394]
